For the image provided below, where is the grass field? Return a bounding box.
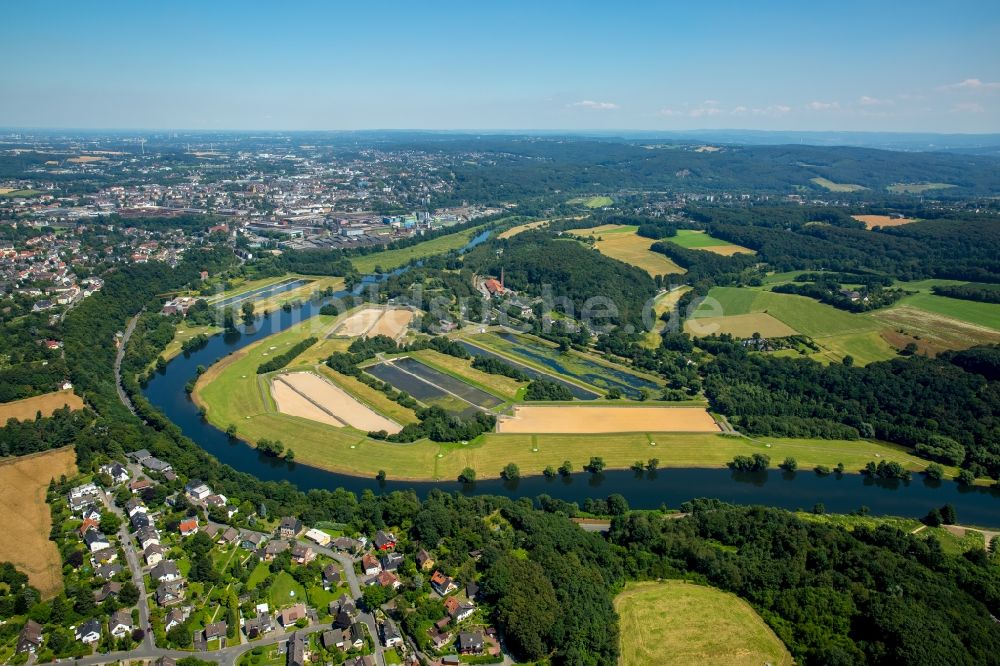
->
[0,188,43,198]
[685,312,797,338]
[669,230,754,255]
[641,287,690,349]
[350,224,489,274]
[406,348,526,401]
[565,224,685,276]
[269,571,306,609]
[810,177,867,192]
[0,447,78,598]
[893,291,1000,330]
[614,581,793,666]
[568,195,614,208]
[0,389,84,422]
[158,324,224,364]
[887,182,956,194]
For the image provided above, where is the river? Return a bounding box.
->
[141,231,1000,524]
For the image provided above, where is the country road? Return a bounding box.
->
[114,311,142,416]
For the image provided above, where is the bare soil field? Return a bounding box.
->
[852,214,918,229]
[497,405,720,434]
[272,371,401,433]
[498,220,549,239]
[0,447,77,598]
[333,307,383,337]
[684,312,797,338]
[368,308,415,339]
[0,389,85,423]
[67,155,107,163]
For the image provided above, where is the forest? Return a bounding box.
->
[698,336,1000,477]
[463,230,656,327]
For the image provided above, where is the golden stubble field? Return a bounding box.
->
[0,447,78,597]
[0,389,85,422]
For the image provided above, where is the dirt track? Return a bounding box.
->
[497,405,721,434]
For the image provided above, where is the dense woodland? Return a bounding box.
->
[464,230,656,327]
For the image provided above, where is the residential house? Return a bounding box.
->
[75,618,102,644]
[343,657,375,666]
[78,517,100,537]
[95,563,123,581]
[143,457,173,474]
[278,516,302,538]
[127,449,152,464]
[101,462,130,484]
[144,543,165,567]
[376,571,400,589]
[321,628,345,650]
[322,563,340,589]
[110,609,133,638]
[124,498,146,517]
[16,620,43,654]
[156,580,185,606]
[203,621,227,642]
[164,607,190,632]
[278,603,307,627]
[361,553,381,576]
[241,531,266,550]
[332,536,362,554]
[458,631,485,655]
[151,560,181,582]
[83,531,111,553]
[178,517,199,536]
[219,526,239,545]
[263,539,290,561]
[130,512,152,530]
[430,570,458,596]
[373,530,396,551]
[136,526,160,550]
[428,627,452,650]
[287,631,305,666]
[184,479,211,501]
[381,551,404,572]
[466,581,479,601]
[416,549,434,571]
[290,543,314,565]
[381,619,403,648]
[445,596,476,622]
[349,622,366,649]
[244,612,274,639]
[129,478,152,493]
[332,609,354,630]
[92,547,118,565]
[94,581,122,602]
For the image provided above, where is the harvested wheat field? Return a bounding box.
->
[685,312,797,338]
[852,214,917,229]
[615,581,793,666]
[497,405,719,434]
[369,309,415,339]
[0,389,85,423]
[272,371,401,433]
[67,155,107,163]
[0,447,78,598]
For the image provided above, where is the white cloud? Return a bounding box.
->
[941,78,1000,92]
[569,100,620,110]
[659,102,791,118]
[859,95,893,106]
[806,100,839,111]
[952,102,985,113]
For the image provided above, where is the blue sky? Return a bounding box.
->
[2,1,998,132]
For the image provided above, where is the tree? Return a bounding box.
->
[646,458,659,471]
[630,460,645,472]
[543,465,556,478]
[586,457,605,473]
[376,470,386,482]
[558,460,573,476]
[924,463,945,480]
[923,508,943,527]
[285,448,295,462]
[940,503,957,525]
[957,469,977,486]
[100,510,122,533]
[780,457,798,472]
[502,463,520,480]
[458,467,476,483]
[241,301,255,325]
[607,494,629,515]
[119,581,139,606]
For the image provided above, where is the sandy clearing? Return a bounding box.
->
[852,214,917,229]
[0,389,85,423]
[497,405,720,434]
[334,307,384,337]
[369,309,415,339]
[67,155,107,163]
[498,220,549,239]
[0,447,77,598]
[273,371,401,433]
[699,244,755,256]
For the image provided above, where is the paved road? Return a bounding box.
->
[98,489,153,652]
[113,311,142,416]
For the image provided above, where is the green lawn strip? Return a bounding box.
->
[269,571,307,609]
[894,292,1000,330]
[350,223,492,274]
